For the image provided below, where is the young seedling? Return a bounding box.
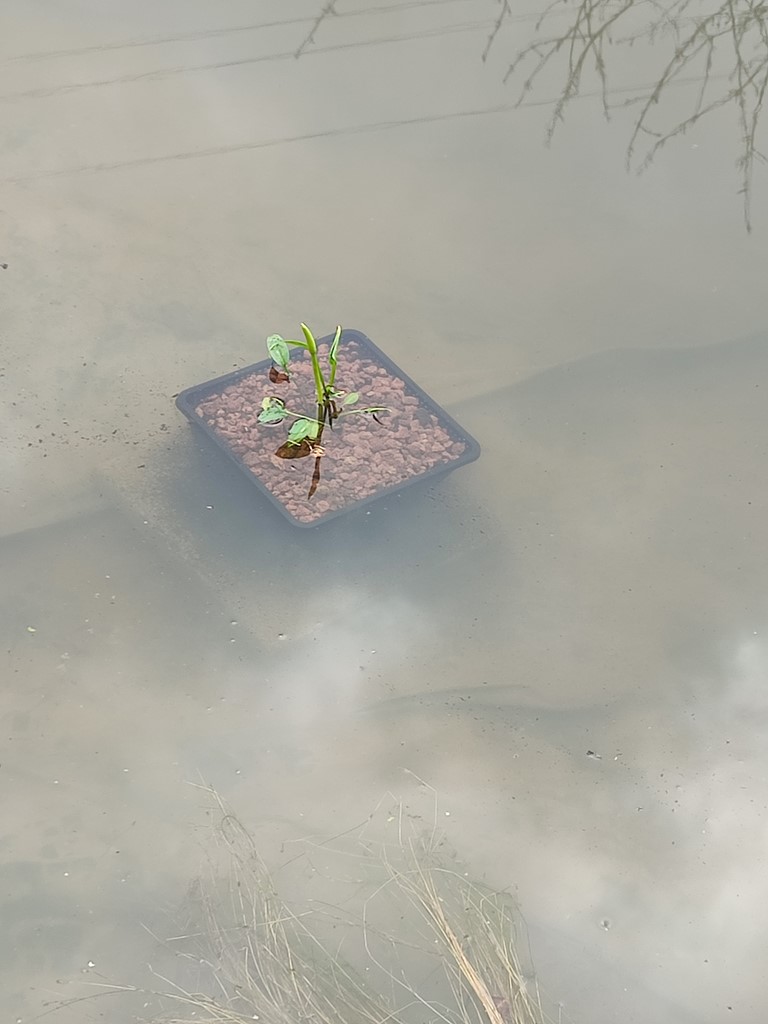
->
[257,324,387,498]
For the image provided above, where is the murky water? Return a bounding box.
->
[3,2,768,1022]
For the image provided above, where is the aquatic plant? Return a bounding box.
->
[258,324,387,498]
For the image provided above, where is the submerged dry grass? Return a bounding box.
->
[361,816,551,1024]
[46,784,565,1024]
[151,798,402,1024]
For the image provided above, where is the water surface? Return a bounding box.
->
[3,2,768,1022]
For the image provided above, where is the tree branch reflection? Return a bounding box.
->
[492,0,768,230]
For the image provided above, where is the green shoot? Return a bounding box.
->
[258,324,388,498]
[328,325,342,389]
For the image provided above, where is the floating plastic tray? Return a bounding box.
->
[175,329,481,527]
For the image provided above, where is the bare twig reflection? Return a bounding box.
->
[495,0,768,230]
[483,0,513,62]
[295,0,338,59]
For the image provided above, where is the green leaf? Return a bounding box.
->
[328,325,342,373]
[300,324,316,351]
[258,396,287,423]
[258,407,288,424]
[342,392,359,406]
[261,396,284,411]
[287,418,318,443]
[267,334,290,370]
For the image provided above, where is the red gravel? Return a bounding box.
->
[194,339,466,524]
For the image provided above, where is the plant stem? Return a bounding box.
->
[275,405,323,428]
[300,322,326,407]
[316,401,327,443]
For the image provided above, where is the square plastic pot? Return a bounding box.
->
[175,329,481,528]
